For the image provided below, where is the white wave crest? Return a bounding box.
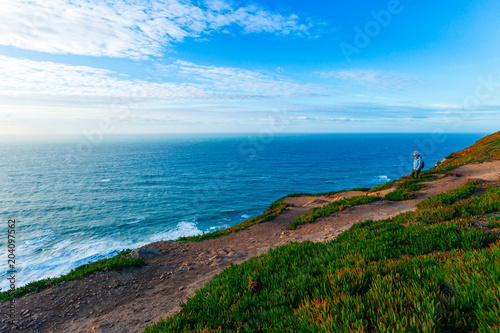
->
[378,175,390,181]
[149,220,202,242]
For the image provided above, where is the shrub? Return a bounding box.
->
[384,189,414,201]
[289,196,379,230]
[487,215,500,229]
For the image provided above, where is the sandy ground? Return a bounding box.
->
[1,161,499,333]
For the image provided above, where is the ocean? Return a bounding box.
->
[0,133,485,290]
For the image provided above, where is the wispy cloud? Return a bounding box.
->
[0,0,314,59]
[288,116,319,121]
[161,60,330,97]
[317,69,421,90]
[0,56,203,104]
[0,55,332,107]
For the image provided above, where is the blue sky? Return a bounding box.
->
[0,0,499,135]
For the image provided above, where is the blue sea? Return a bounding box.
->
[0,133,485,290]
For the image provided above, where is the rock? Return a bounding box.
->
[216,249,229,255]
[179,286,184,291]
[99,323,115,329]
[435,157,448,168]
[130,248,163,259]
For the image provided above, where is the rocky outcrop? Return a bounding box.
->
[130,248,163,260]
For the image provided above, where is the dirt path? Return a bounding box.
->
[1,161,499,333]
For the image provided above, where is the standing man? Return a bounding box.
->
[410,151,424,179]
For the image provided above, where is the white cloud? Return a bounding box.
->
[428,103,462,109]
[326,117,350,121]
[0,55,204,103]
[258,116,275,122]
[161,60,329,97]
[318,69,421,90]
[0,55,331,107]
[0,0,313,59]
[288,116,318,121]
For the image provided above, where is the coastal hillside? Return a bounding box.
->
[144,132,500,333]
[1,131,499,333]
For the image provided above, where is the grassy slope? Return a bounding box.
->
[440,131,500,168]
[144,131,500,332]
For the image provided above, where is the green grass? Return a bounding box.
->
[384,175,437,202]
[487,215,500,229]
[144,183,500,333]
[0,250,144,301]
[397,175,435,190]
[384,189,414,201]
[373,175,438,203]
[416,179,483,210]
[350,187,371,192]
[289,195,380,230]
[367,180,396,193]
[421,164,457,176]
[389,182,500,227]
[178,199,294,242]
[398,181,422,192]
